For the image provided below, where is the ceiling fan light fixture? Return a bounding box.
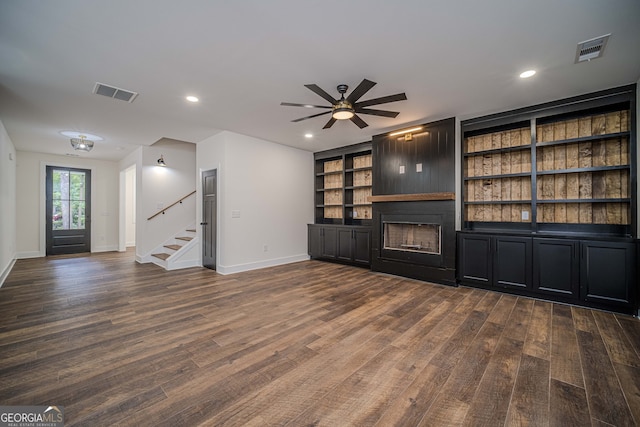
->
[70,135,94,152]
[332,99,355,120]
[332,108,355,120]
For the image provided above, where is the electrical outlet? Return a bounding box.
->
[399,165,405,174]
[522,210,529,220]
[231,210,241,218]
[416,163,422,172]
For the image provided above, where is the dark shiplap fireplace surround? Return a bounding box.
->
[370,118,456,285]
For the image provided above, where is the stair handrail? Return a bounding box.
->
[147,190,196,220]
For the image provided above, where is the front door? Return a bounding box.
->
[46,166,91,255]
[202,169,216,270]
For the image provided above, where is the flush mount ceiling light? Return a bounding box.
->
[70,135,94,152]
[304,133,313,138]
[519,70,536,78]
[60,131,103,141]
[186,95,199,103]
[157,155,167,166]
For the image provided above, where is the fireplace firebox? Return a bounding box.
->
[383,222,441,255]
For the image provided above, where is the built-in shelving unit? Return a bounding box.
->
[314,142,372,226]
[459,84,637,314]
[310,142,373,267]
[462,87,636,237]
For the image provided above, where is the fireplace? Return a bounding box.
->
[383,222,441,255]
[371,201,456,285]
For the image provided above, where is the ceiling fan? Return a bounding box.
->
[281,79,407,129]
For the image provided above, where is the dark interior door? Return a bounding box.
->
[202,169,217,270]
[46,166,91,255]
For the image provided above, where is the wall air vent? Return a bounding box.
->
[575,34,610,63]
[92,82,139,103]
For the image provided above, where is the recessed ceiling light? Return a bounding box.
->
[519,70,536,79]
[305,133,313,138]
[186,95,199,103]
[60,131,103,141]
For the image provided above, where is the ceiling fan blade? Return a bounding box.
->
[323,117,337,129]
[292,111,332,123]
[350,114,369,129]
[305,84,337,104]
[355,108,399,118]
[281,102,331,109]
[346,79,376,104]
[355,93,407,108]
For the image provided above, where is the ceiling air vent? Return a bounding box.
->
[92,82,139,103]
[575,34,610,63]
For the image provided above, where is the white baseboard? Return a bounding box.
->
[93,245,119,253]
[16,251,42,259]
[0,258,17,288]
[167,258,201,270]
[216,254,310,275]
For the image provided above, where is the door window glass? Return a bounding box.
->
[52,169,86,230]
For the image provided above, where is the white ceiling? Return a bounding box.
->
[1,0,639,161]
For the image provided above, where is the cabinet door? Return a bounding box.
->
[321,227,338,259]
[308,225,322,258]
[533,238,579,298]
[581,241,636,307]
[337,228,353,262]
[457,234,492,286]
[353,228,371,265]
[494,236,531,290]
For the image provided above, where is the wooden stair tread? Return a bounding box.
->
[176,236,193,241]
[164,244,182,250]
[151,253,170,260]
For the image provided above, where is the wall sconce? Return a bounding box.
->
[389,126,424,138]
[157,155,167,167]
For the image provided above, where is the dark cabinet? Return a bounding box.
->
[308,224,371,267]
[353,228,371,265]
[457,234,531,290]
[458,232,637,313]
[581,241,636,308]
[308,225,322,259]
[321,226,338,258]
[494,236,531,290]
[533,238,579,298]
[457,234,492,286]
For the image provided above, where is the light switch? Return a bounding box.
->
[416,163,422,172]
[399,165,405,174]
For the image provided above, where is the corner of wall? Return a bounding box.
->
[0,119,17,286]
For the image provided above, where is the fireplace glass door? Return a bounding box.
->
[383,222,441,255]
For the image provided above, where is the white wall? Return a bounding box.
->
[197,131,314,274]
[136,142,196,258]
[0,120,17,286]
[15,151,120,257]
[125,165,136,247]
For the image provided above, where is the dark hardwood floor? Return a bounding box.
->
[1,250,639,426]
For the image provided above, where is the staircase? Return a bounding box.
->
[149,226,199,270]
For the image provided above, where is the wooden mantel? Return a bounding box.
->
[368,192,455,203]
